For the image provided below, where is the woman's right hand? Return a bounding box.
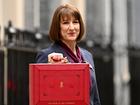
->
[48,52,68,64]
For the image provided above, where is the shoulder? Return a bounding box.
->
[36,43,58,63]
[80,47,93,58]
[39,43,57,55]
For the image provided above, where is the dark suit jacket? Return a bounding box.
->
[36,42,101,105]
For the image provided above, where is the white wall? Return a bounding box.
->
[0,0,25,46]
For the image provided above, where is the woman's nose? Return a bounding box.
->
[68,23,74,30]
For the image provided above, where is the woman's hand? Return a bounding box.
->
[48,52,68,63]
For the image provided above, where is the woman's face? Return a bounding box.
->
[60,15,80,43]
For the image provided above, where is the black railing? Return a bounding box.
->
[4,21,51,50]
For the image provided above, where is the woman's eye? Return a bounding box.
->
[62,21,69,24]
[73,20,79,23]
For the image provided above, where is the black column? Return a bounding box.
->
[0,49,4,105]
[91,46,114,105]
[129,49,140,105]
[7,47,37,105]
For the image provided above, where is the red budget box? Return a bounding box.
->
[29,63,90,105]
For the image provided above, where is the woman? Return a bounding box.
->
[36,3,101,105]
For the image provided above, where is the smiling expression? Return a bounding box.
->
[60,15,80,43]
